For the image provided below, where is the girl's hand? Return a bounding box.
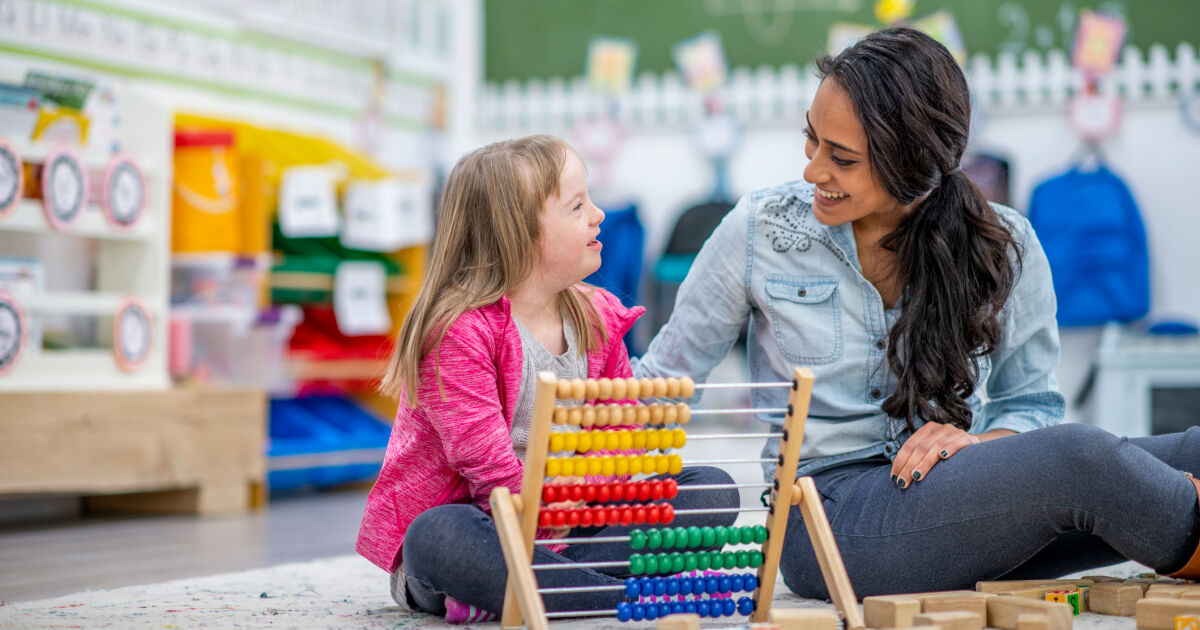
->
[890,422,979,489]
[544,498,586,538]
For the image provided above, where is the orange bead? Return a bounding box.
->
[679,377,695,398]
[665,377,681,398]
[611,377,627,399]
[585,379,599,400]
[597,378,613,399]
[652,377,668,398]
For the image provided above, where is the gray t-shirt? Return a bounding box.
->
[511,316,588,461]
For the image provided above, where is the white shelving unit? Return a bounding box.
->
[0,86,171,392]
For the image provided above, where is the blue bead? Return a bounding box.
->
[730,575,744,592]
[616,602,633,622]
[684,601,697,614]
[696,600,710,617]
[705,576,718,594]
[738,596,755,616]
[672,602,685,614]
[640,577,653,597]
[745,574,758,591]
[719,575,732,593]
[644,602,659,620]
[631,603,645,622]
[658,603,672,618]
[710,600,724,618]
[624,578,640,599]
[666,578,680,596]
[654,578,667,597]
[679,577,693,595]
[722,598,736,616]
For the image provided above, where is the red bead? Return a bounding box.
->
[595,484,611,503]
[649,480,664,500]
[660,503,675,524]
[591,506,607,527]
[583,485,597,503]
[539,510,552,527]
[542,485,557,503]
[620,506,634,526]
[579,508,594,528]
[637,482,652,502]
[569,485,584,502]
[553,510,567,528]
[607,506,621,524]
[633,505,647,525]
[622,482,636,501]
[608,482,622,502]
[566,509,580,528]
[663,479,679,499]
[646,504,661,525]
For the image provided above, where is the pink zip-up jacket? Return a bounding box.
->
[356,287,644,572]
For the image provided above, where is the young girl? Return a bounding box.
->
[357,135,739,623]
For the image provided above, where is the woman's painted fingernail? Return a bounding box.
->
[912,470,922,481]
[891,474,898,484]
[896,478,906,489]
[940,449,949,458]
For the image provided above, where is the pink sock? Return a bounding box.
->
[444,596,499,624]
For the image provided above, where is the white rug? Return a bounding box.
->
[0,554,1145,629]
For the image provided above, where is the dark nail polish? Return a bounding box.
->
[891,474,897,484]
[940,449,949,458]
[912,470,922,481]
[896,478,906,489]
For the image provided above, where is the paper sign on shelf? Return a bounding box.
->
[340,177,432,252]
[334,261,391,337]
[1073,10,1127,78]
[279,165,340,238]
[673,31,728,95]
[586,37,637,97]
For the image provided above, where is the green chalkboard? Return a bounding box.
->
[484,0,1198,82]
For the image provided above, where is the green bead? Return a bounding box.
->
[736,550,749,568]
[660,527,675,549]
[629,554,644,575]
[711,551,725,569]
[646,528,662,550]
[671,552,685,573]
[749,550,764,568]
[701,527,716,548]
[684,551,697,572]
[644,553,658,575]
[754,525,769,544]
[741,526,756,545]
[675,527,689,548]
[713,526,728,547]
[696,551,711,571]
[687,526,702,548]
[629,529,646,550]
[724,551,738,570]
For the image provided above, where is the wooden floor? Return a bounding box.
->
[0,488,368,603]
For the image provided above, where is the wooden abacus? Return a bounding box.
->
[490,367,866,629]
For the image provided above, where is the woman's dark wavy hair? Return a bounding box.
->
[815,27,1021,431]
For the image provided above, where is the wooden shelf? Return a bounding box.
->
[0,199,157,241]
[271,271,416,294]
[0,348,169,392]
[285,357,388,381]
[18,290,138,316]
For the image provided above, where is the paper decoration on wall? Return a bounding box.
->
[1068,90,1122,141]
[334,261,391,336]
[911,11,967,66]
[827,23,876,55]
[340,177,432,252]
[279,165,340,238]
[101,153,146,229]
[586,37,637,96]
[0,139,22,218]
[40,147,87,232]
[113,295,152,372]
[874,0,914,25]
[0,289,26,376]
[672,31,728,95]
[1072,10,1127,78]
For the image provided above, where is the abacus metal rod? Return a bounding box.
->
[676,506,768,515]
[675,482,772,491]
[694,381,792,390]
[545,609,617,619]
[684,433,778,440]
[690,407,787,416]
[684,458,777,465]
[534,535,630,546]
[538,585,626,594]
[534,560,628,570]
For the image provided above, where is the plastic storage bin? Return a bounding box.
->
[267,395,391,492]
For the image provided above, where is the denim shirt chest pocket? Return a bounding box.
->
[764,275,843,365]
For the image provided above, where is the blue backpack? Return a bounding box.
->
[1027,165,1149,327]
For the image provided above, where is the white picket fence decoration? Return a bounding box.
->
[480,44,1200,132]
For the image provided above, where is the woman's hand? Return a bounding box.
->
[890,422,978,489]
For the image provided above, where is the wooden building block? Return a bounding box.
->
[1178,616,1200,630]
[769,608,839,630]
[912,611,983,630]
[1015,613,1050,630]
[656,613,701,630]
[1149,585,1190,599]
[864,597,922,628]
[977,579,1093,593]
[924,595,989,619]
[1136,598,1200,630]
[986,595,1073,630]
[1091,582,1146,616]
[996,588,1055,600]
[1044,590,1080,615]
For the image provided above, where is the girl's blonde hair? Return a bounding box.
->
[381,135,608,405]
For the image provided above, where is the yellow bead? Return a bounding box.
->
[653,377,668,398]
[568,408,582,426]
[636,405,651,425]
[545,458,561,477]
[614,455,629,476]
[561,457,575,477]
[668,454,683,475]
[577,431,592,453]
[597,378,613,399]
[549,432,565,453]
[650,404,665,425]
[657,428,672,450]
[663,404,678,425]
[581,406,596,428]
[553,407,568,425]
[575,456,587,474]
[679,377,695,398]
[656,454,670,475]
[611,377,627,399]
[601,455,615,477]
[666,377,681,398]
[625,377,640,398]
[676,403,691,424]
[673,428,687,448]
[588,456,602,476]
[628,456,642,475]
[585,379,599,400]
[563,432,578,453]
[645,429,660,451]
[556,380,572,400]
[632,430,647,450]
[643,454,658,474]
[619,431,633,451]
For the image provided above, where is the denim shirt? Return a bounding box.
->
[633,180,1065,480]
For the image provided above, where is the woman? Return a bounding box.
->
[633,27,1200,597]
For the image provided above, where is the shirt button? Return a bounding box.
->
[871,389,882,399]
[797,289,806,297]
[875,339,886,350]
